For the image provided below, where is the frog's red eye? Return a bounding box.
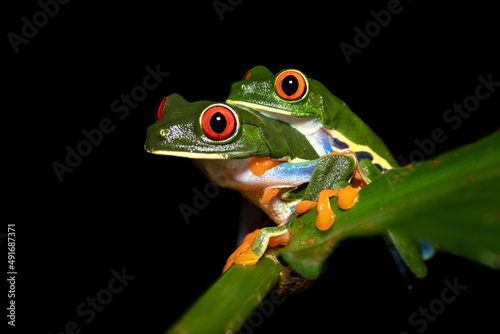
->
[156,96,168,121]
[243,70,252,80]
[201,105,237,141]
[275,70,307,101]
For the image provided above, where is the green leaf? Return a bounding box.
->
[167,250,283,334]
[167,131,500,333]
[281,130,500,277]
[386,228,428,278]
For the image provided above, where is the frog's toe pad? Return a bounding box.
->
[268,230,290,247]
[233,250,260,266]
[294,200,318,214]
[222,229,260,273]
[316,208,335,231]
[337,185,359,210]
[315,189,336,231]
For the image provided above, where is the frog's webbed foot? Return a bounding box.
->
[223,225,290,273]
[223,229,261,274]
[293,152,361,231]
[295,186,360,231]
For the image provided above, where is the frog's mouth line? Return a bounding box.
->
[144,146,308,164]
[144,147,227,159]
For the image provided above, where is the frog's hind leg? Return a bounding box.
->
[223,225,289,273]
[301,153,357,201]
[249,224,290,257]
[294,153,358,231]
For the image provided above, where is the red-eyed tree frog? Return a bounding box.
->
[226,66,430,278]
[145,94,364,270]
[226,66,396,172]
[145,68,429,278]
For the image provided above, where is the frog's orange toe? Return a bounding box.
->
[337,185,360,210]
[233,250,260,266]
[222,258,235,274]
[261,187,281,205]
[223,246,259,273]
[315,207,335,231]
[294,200,318,214]
[315,189,337,231]
[268,230,290,247]
[222,229,261,273]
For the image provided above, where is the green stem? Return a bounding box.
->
[167,130,500,333]
[167,250,283,334]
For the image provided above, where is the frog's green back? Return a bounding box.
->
[226,66,398,170]
[315,80,398,169]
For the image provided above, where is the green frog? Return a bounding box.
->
[144,68,429,278]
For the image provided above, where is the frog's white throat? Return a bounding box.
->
[193,158,303,225]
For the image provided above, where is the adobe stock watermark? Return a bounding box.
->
[400,276,467,334]
[178,182,220,224]
[48,267,135,334]
[51,63,169,183]
[339,0,410,64]
[178,168,233,224]
[7,0,71,54]
[213,0,243,21]
[387,72,499,188]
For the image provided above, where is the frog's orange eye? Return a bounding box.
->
[275,70,307,101]
[156,96,168,121]
[201,105,237,141]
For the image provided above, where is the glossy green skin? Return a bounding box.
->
[145,93,360,268]
[145,94,320,161]
[227,66,427,278]
[145,93,357,204]
[226,66,397,170]
[145,76,426,279]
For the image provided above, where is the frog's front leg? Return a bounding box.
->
[222,159,319,273]
[223,154,359,273]
[294,152,359,231]
[223,225,289,273]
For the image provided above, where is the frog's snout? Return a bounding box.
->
[144,122,164,154]
[144,127,168,153]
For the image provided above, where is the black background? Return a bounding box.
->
[5,0,500,333]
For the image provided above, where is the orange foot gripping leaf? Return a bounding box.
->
[223,229,261,273]
[222,228,290,273]
[295,185,360,231]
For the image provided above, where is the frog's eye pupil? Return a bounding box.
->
[210,113,227,134]
[201,105,237,141]
[281,75,299,96]
[275,70,307,101]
